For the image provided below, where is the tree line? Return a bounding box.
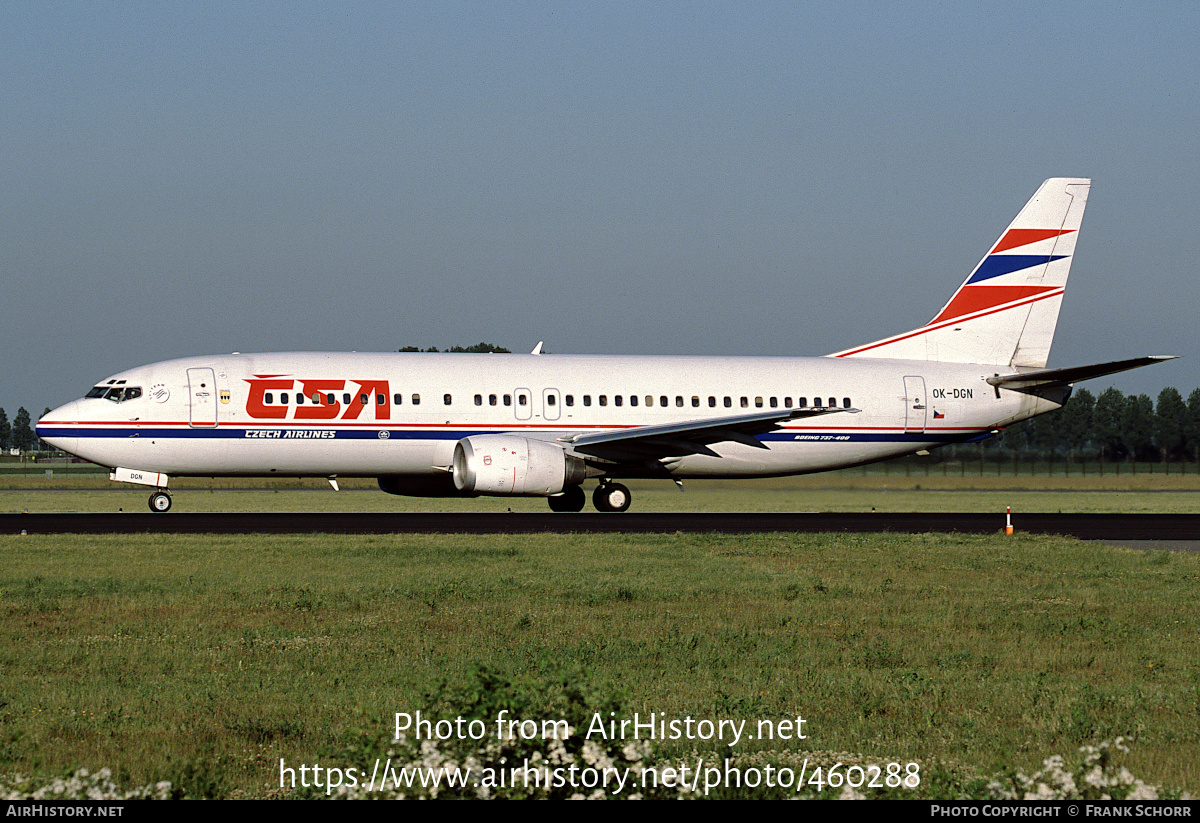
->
[0,407,46,454]
[998,386,1200,464]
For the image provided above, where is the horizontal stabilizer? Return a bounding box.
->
[985,356,1177,390]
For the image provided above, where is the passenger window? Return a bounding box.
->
[504,395,512,406]
[565,395,574,406]
[843,397,851,408]
[281,393,289,404]
[474,394,482,406]
[660,396,668,407]
[394,394,403,405]
[412,394,421,405]
[615,396,623,407]
[377,394,385,405]
[343,393,351,405]
[708,396,716,407]
[518,395,527,406]
[444,394,452,405]
[489,394,497,406]
[724,396,732,408]
[784,397,793,408]
[265,393,274,404]
[296,394,304,405]
[755,396,763,408]
[741,397,749,408]
[598,395,606,406]
[799,397,807,407]
[629,396,637,406]
[326,393,335,405]
[583,395,591,407]
[361,394,369,405]
[547,395,556,406]
[770,397,778,408]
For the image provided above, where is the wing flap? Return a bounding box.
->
[565,406,859,461]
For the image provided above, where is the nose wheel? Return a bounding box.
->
[148,491,172,513]
[593,482,631,513]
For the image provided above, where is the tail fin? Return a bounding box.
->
[830,177,1091,367]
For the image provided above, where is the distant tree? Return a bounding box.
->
[449,342,511,353]
[1058,387,1095,458]
[1154,387,1187,462]
[1186,387,1200,465]
[1125,394,1156,462]
[1025,407,1061,459]
[0,407,8,452]
[398,343,511,353]
[11,408,34,452]
[1093,387,1127,462]
[999,417,1029,454]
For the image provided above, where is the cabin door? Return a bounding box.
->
[903,376,927,434]
[542,388,561,421]
[513,388,532,421]
[187,367,219,428]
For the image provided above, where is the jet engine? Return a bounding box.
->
[452,435,586,496]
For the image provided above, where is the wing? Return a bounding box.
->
[560,406,860,462]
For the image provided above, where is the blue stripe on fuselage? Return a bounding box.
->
[39,426,989,445]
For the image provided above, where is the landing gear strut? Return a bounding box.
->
[148,490,172,513]
[548,485,587,512]
[593,481,632,513]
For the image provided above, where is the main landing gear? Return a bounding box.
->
[548,485,586,512]
[592,481,632,513]
[545,481,633,512]
[148,490,172,513]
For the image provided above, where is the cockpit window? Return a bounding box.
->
[86,385,143,403]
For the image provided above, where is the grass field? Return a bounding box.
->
[2,471,1196,798]
[3,469,1200,514]
[1,527,1198,798]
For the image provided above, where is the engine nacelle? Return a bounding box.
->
[452,435,585,496]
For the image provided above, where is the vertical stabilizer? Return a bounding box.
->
[831,178,1090,367]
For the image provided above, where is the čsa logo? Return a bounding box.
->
[244,376,391,421]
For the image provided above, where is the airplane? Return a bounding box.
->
[37,178,1175,513]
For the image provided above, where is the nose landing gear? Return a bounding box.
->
[148,490,172,513]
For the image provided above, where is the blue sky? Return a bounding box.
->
[4,2,1197,417]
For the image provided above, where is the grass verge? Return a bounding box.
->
[1,531,1197,797]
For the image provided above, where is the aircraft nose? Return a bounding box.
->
[36,400,83,455]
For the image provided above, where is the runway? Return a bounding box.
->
[4,511,1198,539]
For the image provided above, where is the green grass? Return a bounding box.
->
[3,474,1199,513]
[1,531,1197,797]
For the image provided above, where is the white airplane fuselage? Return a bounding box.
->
[39,351,1059,480]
